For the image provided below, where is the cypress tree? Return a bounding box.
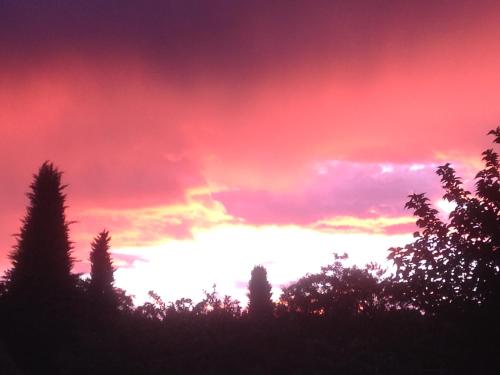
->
[8,161,75,305]
[5,162,76,372]
[89,230,117,313]
[247,265,274,319]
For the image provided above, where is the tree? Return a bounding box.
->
[7,162,75,307]
[89,230,117,314]
[193,284,242,318]
[388,128,500,314]
[3,162,76,373]
[247,265,274,319]
[279,255,383,317]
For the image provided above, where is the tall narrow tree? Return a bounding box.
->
[247,265,274,319]
[89,230,117,312]
[7,162,75,305]
[5,162,76,372]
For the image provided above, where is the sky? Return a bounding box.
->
[1,0,499,305]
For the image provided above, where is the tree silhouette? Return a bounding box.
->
[279,255,383,317]
[196,284,242,318]
[247,265,274,319]
[7,162,75,306]
[388,128,500,313]
[3,162,76,373]
[89,230,117,315]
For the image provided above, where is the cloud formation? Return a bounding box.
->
[2,0,496,75]
[213,162,444,225]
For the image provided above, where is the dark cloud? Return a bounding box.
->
[1,0,494,79]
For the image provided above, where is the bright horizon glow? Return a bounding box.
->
[112,224,412,305]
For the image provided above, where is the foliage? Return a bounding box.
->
[279,254,384,317]
[135,290,169,320]
[193,284,242,318]
[136,285,242,321]
[7,162,75,302]
[1,162,78,373]
[388,127,500,313]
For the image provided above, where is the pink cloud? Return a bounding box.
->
[382,222,419,236]
[111,253,148,270]
[213,162,443,225]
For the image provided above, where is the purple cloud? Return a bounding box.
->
[213,161,443,225]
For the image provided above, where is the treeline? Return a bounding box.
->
[0,128,498,374]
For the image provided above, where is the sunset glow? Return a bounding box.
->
[1,0,499,305]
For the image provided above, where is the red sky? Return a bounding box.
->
[1,0,499,303]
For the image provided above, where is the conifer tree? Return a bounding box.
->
[8,162,75,305]
[4,162,76,372]
[247,265,274,319]
[89,230,117,311]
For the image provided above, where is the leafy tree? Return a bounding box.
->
[7,162,75,308]
[136,290,169,321]
[89,230,117,313]
[170,297,194,314]
[388,128,500,313]
[136,286,242,321]
[114,287,135,313]
[279,255,383,317]
[247,265,274,319]
[195,284,242,318]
